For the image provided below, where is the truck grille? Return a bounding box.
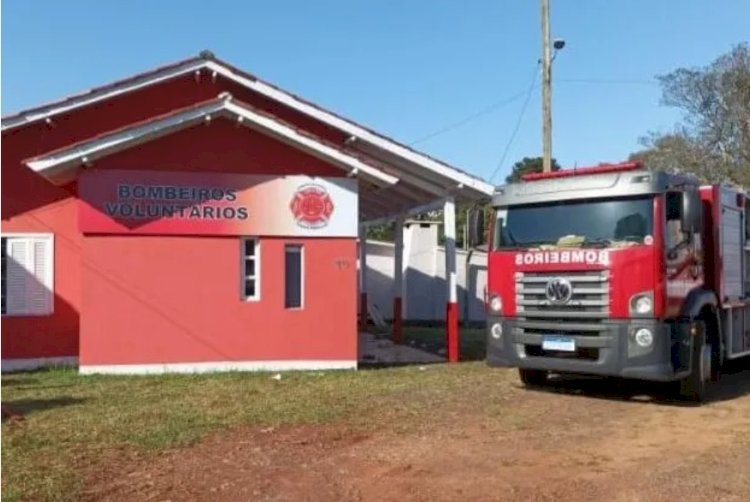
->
[514,271,610,361]
[515,270,610,319]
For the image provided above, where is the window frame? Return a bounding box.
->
[284,244,304,310]
[240,237,260,302]
[665,191,689,253]
[1,232,55,317]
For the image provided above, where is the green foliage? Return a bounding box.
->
[366,205,491,248]
[505,156,561,183]
[631,44,750,186]
[366,222,394,242]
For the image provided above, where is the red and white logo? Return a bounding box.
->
[290,184,334,229]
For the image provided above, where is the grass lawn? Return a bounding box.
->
[2,328,498,502]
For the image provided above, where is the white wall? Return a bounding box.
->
[364,222,487,322]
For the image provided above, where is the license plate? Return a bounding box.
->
[542,335,575,352]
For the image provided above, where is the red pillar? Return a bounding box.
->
[446,302,459,362]
[444,196,459,362]
[392,297,403,344]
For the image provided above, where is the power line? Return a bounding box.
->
[406,77,658,148]
[489,64,540,183]
[408,88,536,146]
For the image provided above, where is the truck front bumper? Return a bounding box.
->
[486,317,689,382]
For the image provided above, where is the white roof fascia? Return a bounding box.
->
[348,142,463,196]
[222,100,397,187]
[204,61,494,197]
[2,60,207,131]
[2,60,494,196]
[4,58,491,197]
[26,97,398,188]
[25,100,226,174]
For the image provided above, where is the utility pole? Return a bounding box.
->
[540,0,553,173]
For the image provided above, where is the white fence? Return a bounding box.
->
[364,221,487,323]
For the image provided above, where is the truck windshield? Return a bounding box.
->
[493,196,654,250]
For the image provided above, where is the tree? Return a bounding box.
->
[505,156,561,183]
[365,204,490,248]
[631,44,750,186]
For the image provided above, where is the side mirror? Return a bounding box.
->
[467,207,486,247]
[681,188,703,234]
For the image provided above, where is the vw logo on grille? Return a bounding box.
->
[545,277,573,304]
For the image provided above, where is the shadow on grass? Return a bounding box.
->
[521,358,750,407]
[358,360,446,370]
[399,327,487,362]
[2,397,87,419]
[0,377,38,387]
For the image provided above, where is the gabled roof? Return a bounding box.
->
[4,51,494,203]
[24,93,398,188]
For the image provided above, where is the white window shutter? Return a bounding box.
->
[29,239,52,314]
[4,235,53,316]
[6,239,30,314]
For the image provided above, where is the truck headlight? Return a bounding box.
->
[630,293,653,315]
[489,295,502,313]
[634,328,654,348]
[491,323,503,339]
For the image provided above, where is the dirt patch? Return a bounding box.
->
[83,372,750,502]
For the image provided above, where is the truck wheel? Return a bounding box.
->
[518,368,548,386]
[678,320,711,403]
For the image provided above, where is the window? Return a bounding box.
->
[1,234,54,316]
[665,192,687,251]
[284,244,303,309]
[494,197,654,250]
[241,237,260,301]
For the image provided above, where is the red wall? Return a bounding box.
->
[77,120,356,366]
[2,73,358,364]
[1,141,82,359]
[80,235,356,365]
[0,198,82,359]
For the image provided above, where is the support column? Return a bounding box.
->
[359,225,368,332]
[444,196,459,362]
[392,215,405,344]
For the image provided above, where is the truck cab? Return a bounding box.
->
[486,162,749,401]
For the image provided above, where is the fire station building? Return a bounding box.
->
[1,52,492,374]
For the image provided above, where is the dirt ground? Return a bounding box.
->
[82,364,750,502]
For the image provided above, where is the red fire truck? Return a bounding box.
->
[486,161,749,401]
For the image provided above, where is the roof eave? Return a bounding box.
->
[4,54,492,198]
[24,95,398,188]
[1,58,207,131]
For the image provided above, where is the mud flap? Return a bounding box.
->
[670,320,693,376]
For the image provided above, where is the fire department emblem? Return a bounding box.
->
[290,184,334,229]
[545,277,573,304]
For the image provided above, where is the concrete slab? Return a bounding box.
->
[358,332,444,365]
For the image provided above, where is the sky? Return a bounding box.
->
[2,1,748,183]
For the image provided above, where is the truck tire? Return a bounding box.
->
[518,368,548,386]
[678,320,711,403]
